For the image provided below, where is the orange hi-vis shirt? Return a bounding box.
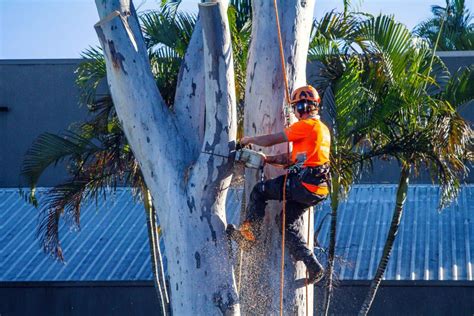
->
[284,117,331,195]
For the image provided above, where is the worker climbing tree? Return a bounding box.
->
[228,85,330,286]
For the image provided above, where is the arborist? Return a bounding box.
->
[228,85,331,284]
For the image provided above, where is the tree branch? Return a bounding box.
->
[94,0,191,213]
[174,19,206,161]
[198,1,237,163]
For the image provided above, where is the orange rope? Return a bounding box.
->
[273,1,312,315]
[272,1,292,315]
[273,0,291,105]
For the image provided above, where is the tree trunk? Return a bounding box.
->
[358,164,411,315]
[240,1,316,314]
[94,1,239,314]
[322,175,340,316]
[95,0,317,313]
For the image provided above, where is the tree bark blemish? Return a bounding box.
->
[187,196,196,214]
[195,251,201,269]
[213,290,236,316]
[107,40,127,74]
[95,26,106,47]
[215,90,223,105]
[250,62,257,81]
[191,81,197,97]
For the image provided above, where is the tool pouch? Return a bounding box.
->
[298,163,330,186]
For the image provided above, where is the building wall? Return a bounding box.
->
[0,59,91,188]
[0,53,473,187]
[0,281,472,316]
[314,281,474,315]
[0,282,159,316]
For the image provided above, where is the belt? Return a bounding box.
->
[287,163,330,175]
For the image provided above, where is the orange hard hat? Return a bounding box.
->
[290,85,321,105]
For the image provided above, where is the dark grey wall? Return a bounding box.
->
[0,59,91,187]
[315,281,474,315]
[0,54,473,187]
[0,282,159,316]
[1,281,472,316]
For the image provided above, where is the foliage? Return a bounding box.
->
[228,0,252,137]
[311,11,472,208]
[309,8,473,314]
[414,0,474,50]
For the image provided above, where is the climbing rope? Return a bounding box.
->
[272,0,312,315]
[271,1,291,315]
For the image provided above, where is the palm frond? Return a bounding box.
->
[443,65,474,107]
[357,15,413,79]
[140,7,196,57]
[149,46,182,106]
[76,47,107,106]
[21,132,102,191]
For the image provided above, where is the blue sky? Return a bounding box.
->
[0,0,467,59]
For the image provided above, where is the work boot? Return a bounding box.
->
[304,255,325,284]
[226,221,258,251]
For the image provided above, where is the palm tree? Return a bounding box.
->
[310,9,473,315]
[414,0,474,50]
[309,9,386,314]
[355,16,474,315]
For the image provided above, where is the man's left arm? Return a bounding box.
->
[240,132,287,147]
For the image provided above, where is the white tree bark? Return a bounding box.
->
[174,18,205,162]
[241,0,316,315]
[94,1,239,314]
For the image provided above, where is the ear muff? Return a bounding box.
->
[295,101,308,115]
[294,101,318,115]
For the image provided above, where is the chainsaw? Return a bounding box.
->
[234,147,266,169]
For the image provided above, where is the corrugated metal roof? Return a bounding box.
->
[0,185,472,282]
[0,187,242,282]
[314,185,474,281]
[0,188,152,281]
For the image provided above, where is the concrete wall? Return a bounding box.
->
[0,53,473,187]
[0,282,159,316]
[0,59,91,187]
[314,280,474,315]
[0,281,472,315]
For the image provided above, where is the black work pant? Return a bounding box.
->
[245,173,327,263]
